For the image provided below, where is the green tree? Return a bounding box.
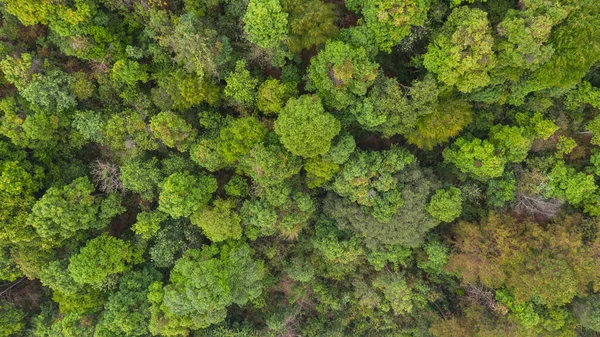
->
[352,0,431,52]
[443,137,506,181]
[217,117,268,164]
[0,302,25,337]
[190,198,243,242]
[150,242,265,334]
[256,78,297,114]
[68,234,139,288]
[306,40,378,109]
[158,172,218,218]
[95,268,162,337]
[331,147,415,222]
[149,111,197,152]
[28,177,124,248]
[426,187,463,222]
[243,0,289,49]
[274,95,341,158]
[282,0,338,53]
[423,6,495,93]
[120,157,164,201]
[224,60,259,110]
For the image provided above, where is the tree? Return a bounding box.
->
[217,117,268,164]
[351,0,431,52]
[20,70,77,114]
[306,40,378,109]
[190,198,243,242]
[331,147,415,222]
[120,157,164,201]
[256,78,297,114]
[27,177,124,248]
[224,60,259,110]
[404,97,472,150]
[68,234,139,288]
[158,172,218,218]
[149,111,197,152]
[95,268,162,337]
[423,6,495,93]
[274,95,341,158]
[426,187,463,222]
[0,302,25,337]
[326,168,441,249]
[243,0,289,50]
[446,213,600,307]
[443,137,506,181]
[150,242,265,334]
[0,160,38,245]
[282,0,338,53]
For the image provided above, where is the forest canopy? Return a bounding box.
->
[1,0,600,336]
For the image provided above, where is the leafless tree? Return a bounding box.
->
[465,283,508,316]
[91,160,124,194]
[515,194,563,218]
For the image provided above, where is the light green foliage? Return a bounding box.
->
[515,112,558,140]
[111,59,149,86]
[158,172,218,218]
[151,13,231,78]
[256,78,297,114]
[375,74,441,138]
[133,210,168,239]
[153,70,221,111]
[312,217,364,266]
[306,40,378,109]
[217,117,268,163]
[304,157,339,188]
[151,242,264,333]
[427,187,463,222]
[355,0,431,52]
[224,175,249,198]
[545,162,597,207]
[0,160,38,245]
[282,0,338,53]
[68,234,138,287]
[95,268,162,337]
[423,7,495,93]
[0,302,25,337]
[243,0,289,49]
[149,111,197,151]
[27,177,122,247]
[418,240,449,275]
[489,125,532,163]
[331,147,415,222]
[224,60,259,110]
[366,244,411,271]
[588,115,600,146]
[71,72,95,100]
[274,95,340,158]
[120,157,163,201]
[443,137,506,181]
[0,53,34,90]
[556,136,577,158]
[190,198,243,242]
